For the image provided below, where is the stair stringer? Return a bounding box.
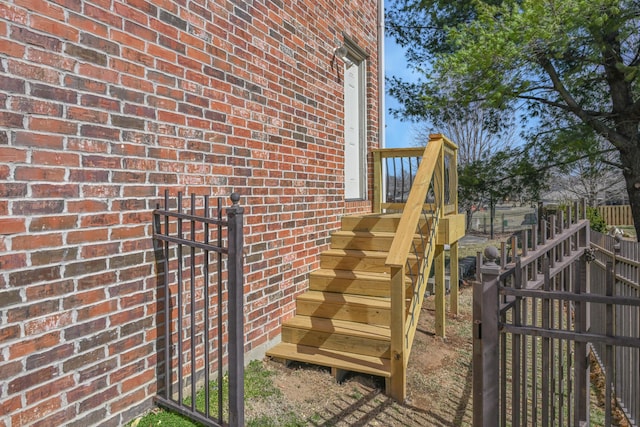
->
[402,214,439,361]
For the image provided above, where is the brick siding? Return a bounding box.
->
[0,0,380,425]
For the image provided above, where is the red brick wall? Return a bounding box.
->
[0,0,380,425]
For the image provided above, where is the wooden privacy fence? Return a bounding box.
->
[473,204,640,427]
[598,205,634,226]
[152,191,245,427]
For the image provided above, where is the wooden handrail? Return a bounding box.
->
[386,137,443,267]
[372,147,426,158]
[440,133,458,151]
[387,134,446,401]
[378,133,461,401]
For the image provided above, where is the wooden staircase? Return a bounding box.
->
[267,135,466,401]
[266,213,427,388]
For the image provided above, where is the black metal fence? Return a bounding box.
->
[590,230,640,425]
[473,206,640,426]
[467,206,537,236]
[153,191,244,427]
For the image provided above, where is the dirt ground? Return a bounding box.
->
[251,287,475,426]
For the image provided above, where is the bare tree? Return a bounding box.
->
[414,103,517,231]
[426,110,514,167]
[549,142,627,207]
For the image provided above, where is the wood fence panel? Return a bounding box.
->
[598,205,634,226]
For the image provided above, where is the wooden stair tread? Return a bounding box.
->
[309,269,395,298]
[322,248,419,260]
[331,230,397,237]
[341,214,403,233]
[282,315,390,340]
[331,230,420,240]
[267,342,390,378]
[311,268,391,281]
[323,248,389,258]
[330,231,423,251]
[297,290,390,308]
[311,268,412,283]
[346,213,403,218]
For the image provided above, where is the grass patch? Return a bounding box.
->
[457,238,504,259]
[129,361,297,427]
[129,407,199,427]
[617,225,637,240]
[246,414,307,427]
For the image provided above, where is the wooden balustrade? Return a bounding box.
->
[374,134,464,401]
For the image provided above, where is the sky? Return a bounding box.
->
[383,34,422,149]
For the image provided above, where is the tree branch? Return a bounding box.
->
[490,148,621,185]
[517,95,613,118]
[535,54,632,150]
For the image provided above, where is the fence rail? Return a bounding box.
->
[153,191,244,427]
[467,207,537,235]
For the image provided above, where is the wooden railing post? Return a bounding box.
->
[450,241,459,316]
[434,136,447,337]
[472,247,500,427]
[373,150,382,213]
[436,138,444,212]
[389,264,407,401]
[434,245,446,337]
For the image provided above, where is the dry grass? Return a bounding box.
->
[250,236,489,426]
[259,287,475,426]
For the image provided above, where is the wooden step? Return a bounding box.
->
[331,230,423,252]
[330,230,395,251]
[320,248,389,273]
[341,213,432,234]
[320,248,418,274]
[308,268,411,297]
[295,291,390,326]
[341,214,402,233]
[280,315,391,358]
[267,342,390,378]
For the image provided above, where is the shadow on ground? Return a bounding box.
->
[259,287,474,427]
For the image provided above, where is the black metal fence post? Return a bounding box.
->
[227,193,245,427]
[153,191,246,427]
[605,260,615,427]
[574,250,590,426]
[473,247,500,427]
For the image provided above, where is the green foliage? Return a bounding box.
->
[387,0,640,240]
[586,207,608,233]
[458,147,548,213]
[387,0,639,129]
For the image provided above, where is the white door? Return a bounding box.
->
[344,59,365,200]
